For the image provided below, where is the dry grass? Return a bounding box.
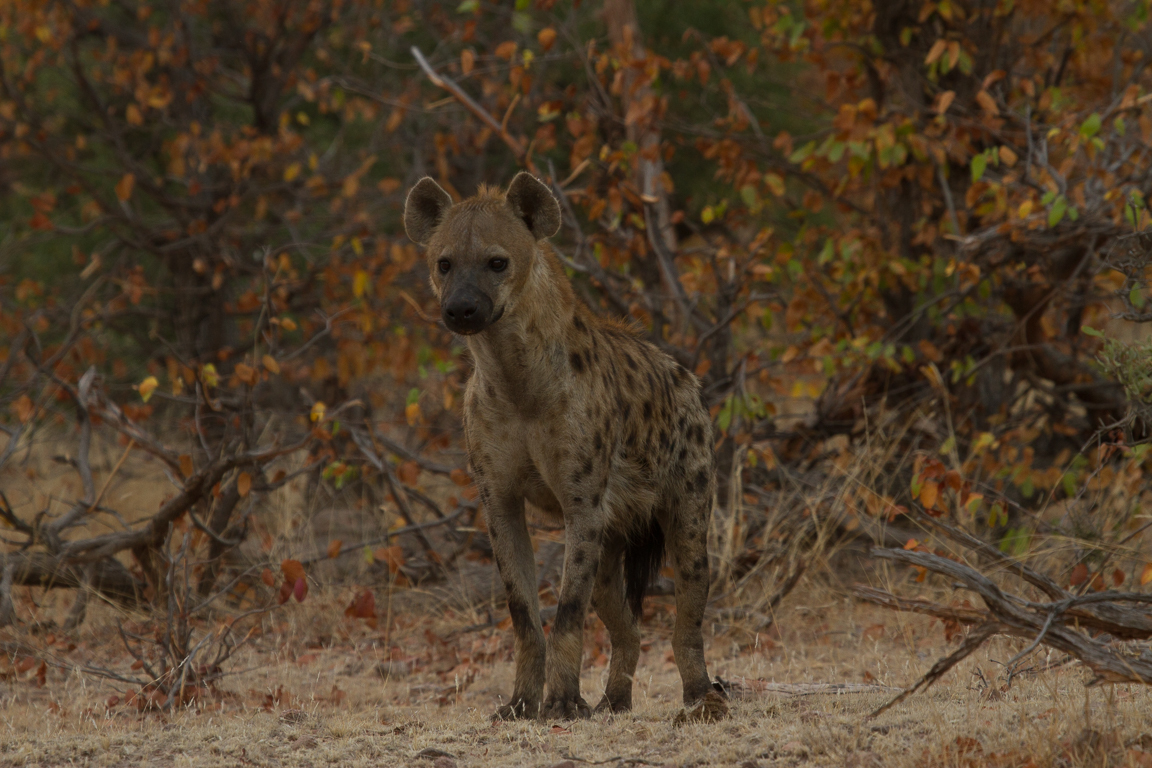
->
[4,578,1152,768]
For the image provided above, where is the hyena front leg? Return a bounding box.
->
[486,487,546,720]
[541,513,603,719]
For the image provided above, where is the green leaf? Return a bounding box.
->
[971,152,987,182]
[1081,325,1104,337]
[406,387,421,406]
[1079,112,1102,139]
[1131,286,1147,308]
[1048,195,1067,227]
[788,141,816,164]
[456,0,479,12]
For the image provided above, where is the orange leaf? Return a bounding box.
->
[262,354,280,374]
[234,363,257,386]
[11,394,33,424]
[237,472,251,498]
[537,27,557,52]
[178,454,194,479]
[115,173,135,202]
[920,481,939,511]
[1113,568,1125,587]
[327,539,343,559]
[281,559,306,584]
[975,90,999,115]
[375,545,405,575]
[344,589,377,620]
[397,460,419,486]
[450,468,471,487]
[1142,563,1152,586]
[936,90,956,114]
[904,538,919,550]
[260,568,277,587]
[461,49,474,76]
[404,401,420,426]
[1069,563,1088,587]
[494,41,517,61]
[924,39,947,65]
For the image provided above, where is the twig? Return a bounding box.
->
[868,622,1001,719]
[411,46,526,160]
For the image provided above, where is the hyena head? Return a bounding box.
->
[403,172,561,335]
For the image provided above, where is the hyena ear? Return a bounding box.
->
[506,172,561,240]
[404,177,453,245]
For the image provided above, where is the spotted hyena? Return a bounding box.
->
[404,173,722,721]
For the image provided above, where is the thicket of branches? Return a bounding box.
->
[3,0,1152,702]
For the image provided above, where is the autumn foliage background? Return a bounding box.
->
[4,0,1152,728]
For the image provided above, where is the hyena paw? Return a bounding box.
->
[541,693,592,720]
[491,698,538,721]
[593,694,632,714]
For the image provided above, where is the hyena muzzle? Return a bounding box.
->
[404,172,723,721]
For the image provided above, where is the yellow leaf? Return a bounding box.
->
[353,270,370,298]
[405,401,420,426]
[138,376,158,403]
[115,173,135,202]
[1017,200,1034,219]
[125,104,143,126]
[311,401,326,422]
[262,354,280,374]
[350,237,363,256]
[999,146,1018,166]
[237,472,251,497]
[1141,563,1152,586]
[179,454,194,479]
[280,317,297,331]
[200,363,219,388]
[763,172,786,197]
[283,163,301,182]
[936,90,956,115]
[327,539,343,559]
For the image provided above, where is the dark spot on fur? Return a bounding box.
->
[593,432,603,452]
[570,352,584,373]
[643,400,653,420]
[507,596,535,636]
[553,598,584,635]
[573,496,583,504]
[573,550,585,566]
[624,354,637,371]
[591,493,601,507]
[679,447,688,462]
[486,385,496,398]
[694,555,707,572]
[574,316,587,333]
[582,457,594,477]
[692,468,708,492]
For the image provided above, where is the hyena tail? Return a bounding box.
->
[623,516,665,620]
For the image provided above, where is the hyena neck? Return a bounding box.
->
[467,246,578,416]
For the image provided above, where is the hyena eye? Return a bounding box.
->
[488,257,508,272]
[437,259,451,274]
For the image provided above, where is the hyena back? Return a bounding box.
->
[404,173,721,720]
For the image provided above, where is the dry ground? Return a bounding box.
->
[3,579,1152,768]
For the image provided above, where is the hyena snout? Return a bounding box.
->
[442,284,496,335]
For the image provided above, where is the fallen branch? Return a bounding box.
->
[856,542,1152,713]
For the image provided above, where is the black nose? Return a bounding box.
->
[442,287,495,335]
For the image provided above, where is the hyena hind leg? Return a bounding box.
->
[667,504,719,707]
[590,535,641,713]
